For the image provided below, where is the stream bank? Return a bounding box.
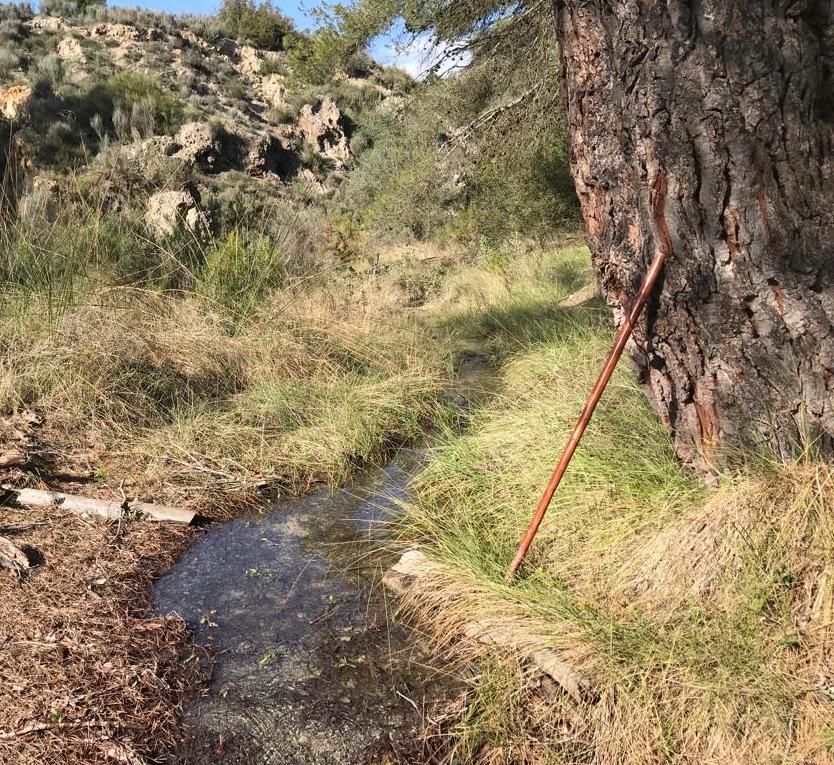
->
[153,349,496,764]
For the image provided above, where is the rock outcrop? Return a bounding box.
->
[298,97,351,167]
[90,23,141,44]
[57,36,85,62]
[172,122,222,171]
[145,188,210,240]
[261,75,286,108]
[28,16,64,34]
[0,86,32,124]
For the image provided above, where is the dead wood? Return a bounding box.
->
[0,486,198,524]
[0,535,29,577]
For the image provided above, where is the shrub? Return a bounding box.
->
[0,4,32,23]
[107,71,183,136]
[340,60,579,245]
[129,98,156,139]
[258,56,286,76]
[300,140,334,175]
[267,104,296,124]
[220,74,247,101]
[328,79,382,122]
[40,119,84,168]
[178,13,224,42]
[198,231,284,323]
[217,0,294,52]
[36,52,63,88]
[40,0,104,21]
[379,66,412,94]
[341,106,451,240]
[182,47,207,73]
[0,45,19,76]
[342,49,373,78]
[285,32,340,85]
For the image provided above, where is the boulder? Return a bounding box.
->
[173,122,221,171]
[90,23,141,44]
[180,29,210,51]
[296,168,326,195]
[57,36,85,62]
[145,188,210,240]
[237,45,262,77]
[244,133,297,178]
[261,75,286,108]
[297,96,351,166]
[214,37,238,58]
[29,16,64,34]
[0,85,32,124]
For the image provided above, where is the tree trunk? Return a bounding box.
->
[554,0,834,471]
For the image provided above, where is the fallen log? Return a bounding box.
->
[558,281,601,308]
[0,485,200,525]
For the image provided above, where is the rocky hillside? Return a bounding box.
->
[0,6,407,247]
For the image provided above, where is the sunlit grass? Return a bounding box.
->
[399,244,834,764]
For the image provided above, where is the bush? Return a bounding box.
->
[300,140,334,175]
[0,45,19,76]
[285,32,340,86]
[379,66,412,94]
[267,104,296,124]
[198,231,284,322]
[107,71,183,136]
[327,79,382,122]
[340,60,579,245]
[40,0,104,21]
[182,47,207,73]
[36,53,63,88]
[220,74,247,101]
[341,106,451,240]
[217,0,294,51]
[0,4,32,23]
[258,56,287,76]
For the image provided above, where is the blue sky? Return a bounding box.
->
[108,0,442,76]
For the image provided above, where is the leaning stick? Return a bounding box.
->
[0,485,198,524]
[505,248,668,582]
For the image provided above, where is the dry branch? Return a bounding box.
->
[0,535,29,576]
[0,486,198,524]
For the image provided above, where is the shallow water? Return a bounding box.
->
[154,452,456,765]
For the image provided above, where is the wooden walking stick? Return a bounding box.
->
[505,248,669,582]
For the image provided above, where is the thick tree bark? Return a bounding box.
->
[555,0,834,471]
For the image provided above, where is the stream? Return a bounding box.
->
[153,349,494,764]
